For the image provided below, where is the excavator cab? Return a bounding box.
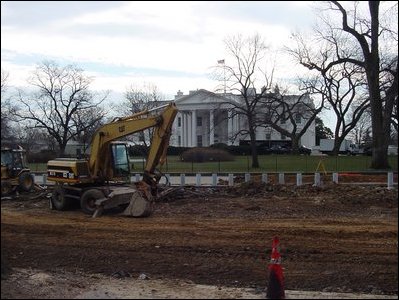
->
[1,145,35,196]
[111,142,131,179]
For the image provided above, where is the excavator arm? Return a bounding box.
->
[142,103,177,186]
[89,102,178,184]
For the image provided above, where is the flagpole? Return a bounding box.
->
[218,59,226,96]
[223,61,226,96]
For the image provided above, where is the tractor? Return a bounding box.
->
[1,145,35,197]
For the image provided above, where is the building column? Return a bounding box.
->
[228,109,233,145]
[187,111,192,147]
[233,110,239,145]
[191,110,197,147]
[181,113,184,146]
[186,112,190,147]
[209,109,214,145]
[182,112,187,147]
[178,112,184,147]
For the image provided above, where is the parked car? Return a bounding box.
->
[297,146,311,155]
[285,145,311,155]
[260,144,311,155]
[267,144,290,154]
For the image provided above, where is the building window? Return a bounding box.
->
[281,133,286,140]
[197,116,202,127]
[265,133,271,140]
[280,114,286,124]
[197,135,203,147]
[295,113,301,124]
[178,117,181,127]
[178,136,181,146]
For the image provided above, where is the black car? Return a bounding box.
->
[285,145,311,155]
[268,144,290,154]
[298,146,311,155]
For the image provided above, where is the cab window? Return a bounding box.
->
[111,144,130,177]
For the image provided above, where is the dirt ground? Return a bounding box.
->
[1,175,398,299]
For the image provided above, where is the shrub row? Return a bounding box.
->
[128,144,269,158]
[181,147,234,162]
[128,145,191,156]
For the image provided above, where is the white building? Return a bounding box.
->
[166,89,316,149]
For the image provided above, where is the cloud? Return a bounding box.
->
[0,60,35,88]
[1,1,126,29]
[89,72,217,100]
[1,1,314,95]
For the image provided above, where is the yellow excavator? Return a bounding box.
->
[47,102,178,217]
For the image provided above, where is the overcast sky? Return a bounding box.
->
[1,1,318,100]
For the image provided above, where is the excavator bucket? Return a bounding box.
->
[122,191,153,217]
[121,180,155,217]
[92,184,154,218]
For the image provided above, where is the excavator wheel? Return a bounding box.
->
[18,172,34,192]
[80,189,104,215]
[1,181,13,197]
[51,186,70,211]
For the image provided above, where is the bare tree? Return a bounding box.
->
[11,61,108,155]
[383,57,398,143]
[299,61,370,155]
[121,83,163,113]
[118,83,164,147]
[214,34,272,168]
[261,87,323,153]
[347,107,372,146]
[289,1,398,169]
[1,68,14,141]
[71,106,106,156]
[1,68,9,93]
[12,126,48,153]
[214,34,320,165]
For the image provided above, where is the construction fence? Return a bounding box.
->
[33,171,397,189]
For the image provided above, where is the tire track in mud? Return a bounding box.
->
[1,188,398,294]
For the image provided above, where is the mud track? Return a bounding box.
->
[1,182,398,298]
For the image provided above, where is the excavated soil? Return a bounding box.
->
[1,177,398,299]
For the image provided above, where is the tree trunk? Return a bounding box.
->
[332,137,344,156]
[249,130,259,168]
[368,1,390,169]
[367,67,390,169]
[59,141,67,157]
[291,136,300,154]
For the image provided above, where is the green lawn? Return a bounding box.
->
[138,154,398,173]
[29,154,398,173]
